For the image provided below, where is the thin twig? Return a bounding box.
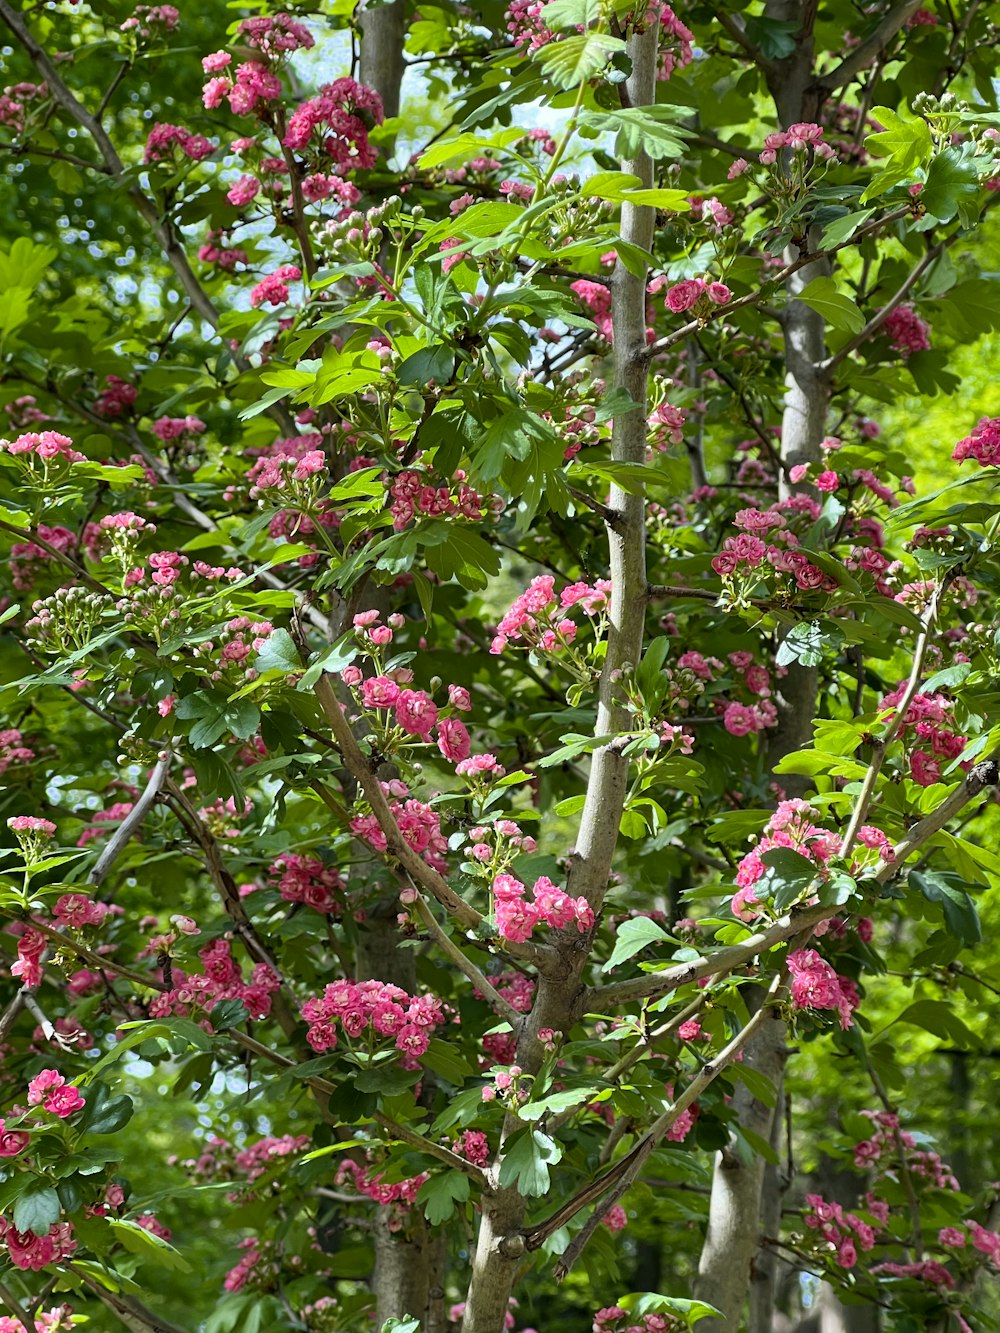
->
[90,751,171,887]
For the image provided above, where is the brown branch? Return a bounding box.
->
[527,968,787,1264]
[89,751,170,886]
[815,0,925,90]
[591,754,1000,1010]
[0,0,220,330]
[0,1281,34,1333]
[313,675,555,969]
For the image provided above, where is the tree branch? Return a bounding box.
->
[313,674,555,969]
[815,0,925,90]
[591,755,1000,1010]
[0,0,219,329]
[89,751,170,887]
[526,968,787,1264]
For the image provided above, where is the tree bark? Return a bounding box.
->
[694,1003,788,1331]
[695,8,832,1330]
[460,22,659,1333]
[358,0,408,120]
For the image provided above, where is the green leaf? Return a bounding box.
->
[617,1293,723,1327]
[602,916,673,972]
[497,1128,562,1197]
[13,1186,61,1235]
[794,277,865,334]
[422,1038,474,1086]
[210,999,250,1031]
[109,1218,192,1271]
[579,106,691,162]
[910,870,982,945]
[298,632,358,689]
[397,344,456,387]
[519,1086,601,1121]
[537,32,627,89]
[381,1319,422,1333]
[174,691,261,748]
[742,14,800,59]
[920,146,982,225]
[819,208,875,249]
[543,0,601,26]
[253,628,300,675]
[885,999,978,1049]
[82,1085,135,1136]
[865,105,933,172]
[775,621,846,669]
[757,847,817,912]
[416,1171,471,1224]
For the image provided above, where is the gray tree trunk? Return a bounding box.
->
[694,7,830,1330]
[461,21,659,1333]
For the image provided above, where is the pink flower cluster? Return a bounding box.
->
[714,525,837,596]
[282,78,383,174]
[732,799,839,920]
[593,1308,683,1333]
[236,13,314,55]
[233,1134,310,1182]
[505,0,554,51]
[148,938,280,1023]
[722,698,777,737]
[1,431,86,464]
[571,279,613,341]
[653,4,694,81]
[759,122,837,165]
[27,1070,85,1119]
[202,59,282,116]
[7,815,54,836]
[143,122,212,164]
[664,278,731,314]
[492,872,594,943]
[0,730,34,775]
[882,303,931,357]
[120,4,180,36]
[490,574,610,655]
[9,524,76,592]
[0,1219,76,1272]
[350,779,449,873]
[389,469,487,531]
[880,683,967,788]
[93,375,137,417]
[0,81,47,134]
[952,416,1000,468]
[853,1109,960,1190]
[804,1192,878,1269]
[198,230,247,269]
[151,415,206,442]
[301,978,444,1062]
[250,264,302,308]
[0,1305,74,1333]
[454,1129,491,1166]
[11,926,47,989]
[788,949,860,1029]
[53,893,109,928]
[268,854,344,914]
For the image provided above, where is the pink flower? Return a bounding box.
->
[437,718,471,763]
[707,281,731,305]
[665,278,705,313]
[0,1121,29,1157]
[44,1086,86,1118]
[394,689,438,737]
[361,676,399,708]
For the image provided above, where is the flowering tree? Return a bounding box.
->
[1,2,1000,1332]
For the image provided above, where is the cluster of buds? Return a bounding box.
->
[321,194,404,264]
[25,587,109,655]
[457,818,538,883]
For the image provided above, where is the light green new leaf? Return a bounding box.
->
[794,277,865,333]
